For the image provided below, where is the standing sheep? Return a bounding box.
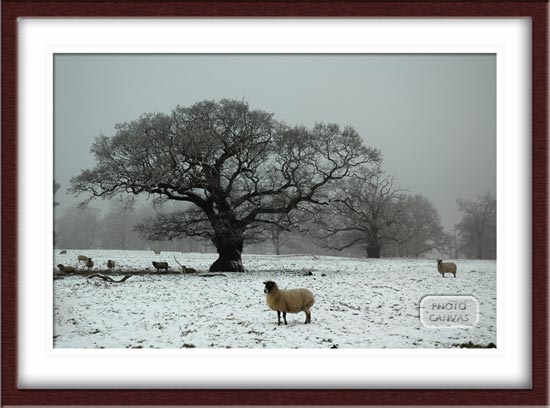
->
[263,281,315,325]
[77,255,88,263]
[107,260,115,270]
[437,259,457,278]
[85,258,94,271]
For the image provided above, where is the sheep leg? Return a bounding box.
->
[283,312,288,325]
[277,311,282,326]
[305,311,311,324]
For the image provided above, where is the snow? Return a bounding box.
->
[54,250,496,349]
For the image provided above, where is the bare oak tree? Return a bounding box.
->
[71,99,379,271]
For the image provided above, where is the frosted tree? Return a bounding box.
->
[70,99,380,271]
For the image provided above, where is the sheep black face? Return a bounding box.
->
[263,281,276,294]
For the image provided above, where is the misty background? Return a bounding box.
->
[54,54,496,256]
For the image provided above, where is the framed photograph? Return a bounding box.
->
[2,1,547,406]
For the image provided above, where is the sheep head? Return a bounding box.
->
[263,281,278,294]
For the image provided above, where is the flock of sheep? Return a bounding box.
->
[57,253,114,274]
[55,250,458,326]
[56,251,197,275]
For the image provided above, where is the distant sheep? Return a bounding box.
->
[77,255,88,263]
[437,259,457,278]
[85,258,94,270]
[107,260,115,270]
[263,281,314,325]
[59,250,67,255]
[173,256,197,273]
[152,261,169,272]
[57,264,75,273]
[153,250,161,255]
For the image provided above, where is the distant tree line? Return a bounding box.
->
[62,99,496,269]
[55,187,496,260]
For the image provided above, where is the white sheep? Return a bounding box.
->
[57,264,75,273]
[437,259,457,278]
[263,281,315,325]
[107,260,116,270]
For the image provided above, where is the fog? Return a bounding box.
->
[54,53,496,231]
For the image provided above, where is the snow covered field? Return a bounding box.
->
[54,250,496,349]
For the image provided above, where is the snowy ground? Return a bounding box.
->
[54,250,496,349]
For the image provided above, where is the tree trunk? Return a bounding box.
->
[366,242,381,258]
[209,228,245,272]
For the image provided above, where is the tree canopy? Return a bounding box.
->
[71,99,380,271]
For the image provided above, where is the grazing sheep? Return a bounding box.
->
[77,255,88,263]
[437,259,457,278]
[107,260,115,270]
[59,250,67,255]
[85,258,94,270]
[263,281,315,325]
[152,261,169,272]
[153,250,161,255]
[57,264,75,273]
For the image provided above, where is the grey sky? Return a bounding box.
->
[54,54,496,231]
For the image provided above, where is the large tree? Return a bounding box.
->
[455,192,496,259]
[71,99,379,271]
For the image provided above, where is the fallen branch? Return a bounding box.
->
[199,273,227,277]
[87,273,133,283]
[173,256,198,273]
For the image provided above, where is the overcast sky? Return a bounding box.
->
[54,53,496,231]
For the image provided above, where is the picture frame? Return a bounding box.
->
[2,1,547,406]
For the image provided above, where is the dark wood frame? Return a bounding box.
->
[2,1,547,406]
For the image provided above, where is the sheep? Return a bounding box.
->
[57,264,75,273]
[152,261,169,272]
[263,281,315,325]
[107,260,115,270]
[153,250,161,255]
[173,256,197,273]
[85,257,94,271]
[77,255,88,263]
[437,259,457,278]
[59,250,67,255]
